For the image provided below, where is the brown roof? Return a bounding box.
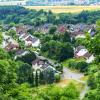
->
[84,52,91,59]
[71,31,84,36]
[32,58,51,70]
[26,36,38,43]
[16,26,27,34]
[5,43,19,51]
[75,46,85,53]
[15,49,26,55]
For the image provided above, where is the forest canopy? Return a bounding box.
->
[0,6,100,25]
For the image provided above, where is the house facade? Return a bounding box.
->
[74,46,95,63]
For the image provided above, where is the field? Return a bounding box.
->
[25,6,100,13]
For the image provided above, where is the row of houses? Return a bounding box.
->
[1,24,60,83]
[1,23,95,85]
[35,23,96,38]
[1,25,40,52]
[1,32,19,51]
[14,49,60,83]
[2,23,96,52]
[13,25,40,47]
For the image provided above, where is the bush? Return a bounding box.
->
[55,73,60,82]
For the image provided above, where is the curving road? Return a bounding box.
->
[61,67,89,100]
[61,67,84,81]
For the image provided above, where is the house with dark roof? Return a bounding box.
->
[16,26,27,35]
[25,35,40,47]
[15,25,40,47]
[32,58,56,71]
[74,46,95,63]
[32,57,59,84]
[14,49,29,59]
[88,28,96,37]
[35,24,52,33]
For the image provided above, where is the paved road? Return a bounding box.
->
[61,67,89,100]
[80,85,89,100]
[61,67,84,81]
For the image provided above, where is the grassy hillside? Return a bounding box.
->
[25,6,100,13]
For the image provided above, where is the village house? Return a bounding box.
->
[5,42,19,52]
[16,26,27,35]
[15,25,40,47]
[1,32,19,51]
[1,33,10,48]
[25,35,40,47]
[75,32,86,39]
[69,24,95,37]
[19,34,40,47]
[34,24,52,33]
[14,49,29,59]
[32,57,58,84]
[71,31,85,37]
[23,25,33,31]
[32,58,56,71]
[57,24,67,33]
[74,46,95,63]
[69,24,85,32]
[88,28,96,37]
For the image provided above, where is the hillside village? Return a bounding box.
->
[0,22,96,84]
[0,6,100,100]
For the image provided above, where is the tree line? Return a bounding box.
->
[0,6,100,25]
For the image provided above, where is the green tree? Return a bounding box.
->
[9,22,16,27]
[35,70,39,86]
[84,89,100,100]
[60,31,71,43]
[8,29,16,38]
[62,83,79,100]
[0,60,17,96]
[0,32,3,44]
[55,73,60,82]
[16,51,36,65]
[41,40,74,61]
[17,62,33,84]
[18,39,25,49]
[48,26,57,34]
[88,33,100,56]
[0,48,10,59]
[5,84,33,100]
